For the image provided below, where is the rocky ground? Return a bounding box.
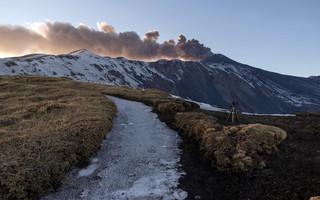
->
[156,110,320,200]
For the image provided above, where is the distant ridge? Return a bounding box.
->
[203,53,240,65]
[1,50,320,113]
[309,75,320,81]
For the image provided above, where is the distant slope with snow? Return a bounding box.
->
[1,49,320,113]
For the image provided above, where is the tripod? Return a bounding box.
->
[225,101,240,125]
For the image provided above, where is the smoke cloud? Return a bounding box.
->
[0,21,212,61]
[97,22,115,34]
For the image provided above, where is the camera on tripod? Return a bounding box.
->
[225,100,240,125]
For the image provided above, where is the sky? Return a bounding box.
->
[0,0,319,77]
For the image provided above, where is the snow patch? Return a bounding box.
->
[242,112,296,117]
[77,158,100,177]
[171,94,229,112]
[171,94,296,116]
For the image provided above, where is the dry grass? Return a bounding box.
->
[9,75,199,113]
[0,75,116,199]
[0,75,199,199]
[157,102,185,113]
[174,112,287,172]
[93,85,199,112]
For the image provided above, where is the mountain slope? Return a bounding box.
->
[1,49,319,113]
[309,75,320,81]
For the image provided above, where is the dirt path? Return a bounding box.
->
[43,96,187,200]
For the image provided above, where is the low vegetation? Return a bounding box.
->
[180,109,320,199]
[0,75,289,199]
[0,75,117,199]
[0,75,198,199]
[174,112,287,172]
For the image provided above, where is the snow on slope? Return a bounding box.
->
[0,50,164,88]
[43,96,187,200]
[171,95,296,116]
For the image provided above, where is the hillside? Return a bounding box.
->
[0,75,319,199]
[1,50,320,113]
[309,75,320,81]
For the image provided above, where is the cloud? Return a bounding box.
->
[178,34,187,44]
[97,22,115,34]
[144,30,160,41]
[0,21,212,61]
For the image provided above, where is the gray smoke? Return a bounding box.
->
[0,21,212,61]
[144,30,160,41]
[97,22,115,34]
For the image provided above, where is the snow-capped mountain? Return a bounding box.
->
[1,49,320,113]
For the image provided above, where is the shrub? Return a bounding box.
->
[174,112,287,172]
[157,102,185,113]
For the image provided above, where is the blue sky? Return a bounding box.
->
[0,0,319,77]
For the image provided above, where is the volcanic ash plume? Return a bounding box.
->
[0,21,212,61]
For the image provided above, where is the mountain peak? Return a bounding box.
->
[68,49,101,58]
[203,53,240,65]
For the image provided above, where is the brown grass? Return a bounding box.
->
[157,102,185,113]
[8,75,199,112]
[94,85,199,112]
[0,75,117,199]
[0,75,199,199]
[174,112,287,172]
